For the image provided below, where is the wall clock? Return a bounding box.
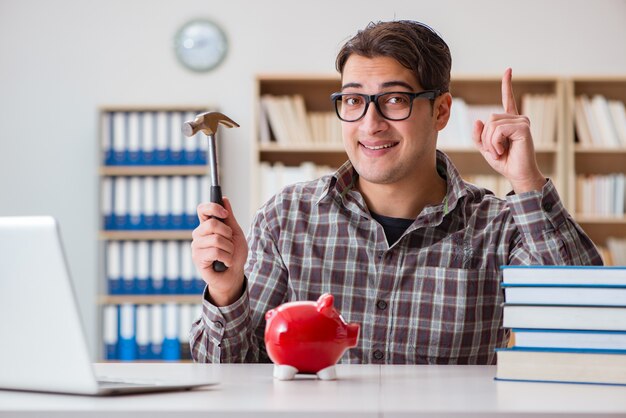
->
[174,19,228,72]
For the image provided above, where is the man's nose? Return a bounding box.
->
[359,101,388,133]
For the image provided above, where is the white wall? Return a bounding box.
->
[1,0,625,356]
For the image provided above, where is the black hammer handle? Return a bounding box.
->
[210,186,228,273]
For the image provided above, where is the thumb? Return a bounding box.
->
[472,119,485,151]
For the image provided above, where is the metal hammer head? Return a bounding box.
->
[182,111,240,137]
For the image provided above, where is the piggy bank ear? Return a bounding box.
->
[316,293,334,314]
[265,309,275,321]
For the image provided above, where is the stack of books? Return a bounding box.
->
[496,265,626,386]
[259,94,342,145]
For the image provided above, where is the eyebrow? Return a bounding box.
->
[341,80,417,91]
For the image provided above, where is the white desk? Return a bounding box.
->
[0,363,625,417]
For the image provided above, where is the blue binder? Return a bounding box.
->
[118,304,137,361]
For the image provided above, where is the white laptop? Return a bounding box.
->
[0,216,217,395]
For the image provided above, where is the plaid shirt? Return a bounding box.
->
[191,150,603,365]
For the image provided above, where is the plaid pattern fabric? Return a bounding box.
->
[191,150,603,365]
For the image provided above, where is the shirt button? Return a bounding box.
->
[543,202,553,212]
[214,321,224,329]
[377,251,384,260]
[373,350,384,360]
[376,300,387,310]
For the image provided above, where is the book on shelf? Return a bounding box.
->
[438,94,556,149]
[258,161,335,205]
[574,95,626,148]
[511,329,626,351]
[609,100,626,146]
[607,238,626,266]
[502,283,626,306]
[308,111,342,144]
[575,174,625,217]
[106,240,205,295]
[502,304,626,331]
[103,303,202,361]
[574,97,594,147]
[591,95,622,148]
[521,94,557,146]
[495,347,626,386]
[438,98,473,148]
[260,94,341,145]
[102,175,207,231]
[102,109,208,165]
[463,174,510,199]
[501,265,626,285]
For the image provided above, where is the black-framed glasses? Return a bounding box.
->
[330,90,441,122]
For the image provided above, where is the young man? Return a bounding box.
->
[190,20,602,365]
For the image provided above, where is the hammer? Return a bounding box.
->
[182,111,240,272]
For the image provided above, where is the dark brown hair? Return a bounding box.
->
[335,20,451,93]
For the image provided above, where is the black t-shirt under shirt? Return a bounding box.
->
[368,165,447,246]
[370,211,414,246]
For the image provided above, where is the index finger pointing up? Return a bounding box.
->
[502,67,519,115]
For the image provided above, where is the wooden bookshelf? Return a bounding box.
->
[98,105,210,362]
[566,77,626,250]
[252,74,566,211]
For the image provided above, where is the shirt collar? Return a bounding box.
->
[315,159,356,205]
[434,149,468,216]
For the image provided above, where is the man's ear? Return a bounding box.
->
[434,92,452,131]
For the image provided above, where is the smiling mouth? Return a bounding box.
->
[360,142,398,150]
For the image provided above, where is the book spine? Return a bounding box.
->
[165,241,181,294]
[150,304,163,359]
[151,241,165,294]
[103,304,118,360]
[135,305,151,360]
[106,241,122,295]
[118,304,136,361]
[163,303,180,360]
[136,241,150,294]
[121,241,136,294]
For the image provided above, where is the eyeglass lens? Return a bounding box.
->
[336,92,414,122]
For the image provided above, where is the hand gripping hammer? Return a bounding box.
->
[182,111,240,272]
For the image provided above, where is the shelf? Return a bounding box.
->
[573,149,626,175]
[99,295,202,305]
[574,146,626,153]
[259,145,347,167]
[99,231,193,240]
[258,143,558,154]
[256,75,340,112]
[449,77,560,108]
[443,147,557,176]
[258,143,344,152]
[99,105,210,112]
[575,215,626,224]
[573,217,626,247]
[100,166,208,176]
[258,143,558,174]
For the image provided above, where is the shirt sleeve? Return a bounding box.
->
[189,200,290,363]
[505,178,603,266]
[189,279,253,363]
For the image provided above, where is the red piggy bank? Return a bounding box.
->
[264,293,360,380]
